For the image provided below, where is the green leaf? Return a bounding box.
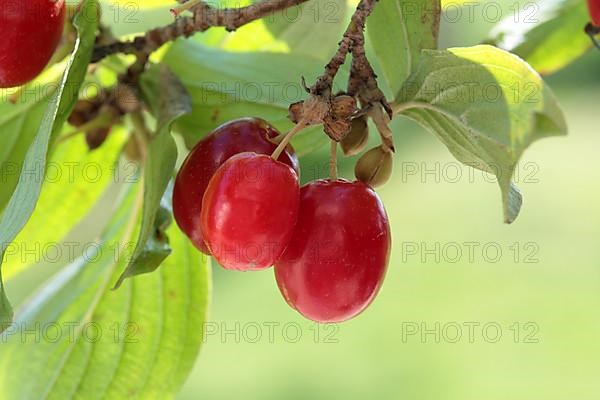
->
[488,0,591,75]
[0,100,48,212]
[0,275,9,331]
[2,129,127,281]
[185,0,344,55]
[114,66,192,289]
[0,184,211,399]
[261,0,349,59]
[0,84,58,212]
[163,41,345,153]
[396,45,567,223]
[0,0,99,332]
[367,0,441,96]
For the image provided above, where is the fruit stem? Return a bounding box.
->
[270,134,286,145]
[271,120,308,160]
[585,23,600,49]
[329,140,338,180]
[369,105,395,153]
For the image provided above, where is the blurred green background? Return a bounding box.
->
[6,1,600,399]
[176,4,600,400]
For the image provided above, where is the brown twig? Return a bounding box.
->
[310,0,378,96]
[329,140,338,179]
[91,0,310,63]
[289,0,387,146]
[348,36,390,115]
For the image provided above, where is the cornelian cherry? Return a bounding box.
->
[275,180,391,323]
[173,118,299,254]
[0,0,66,88]
[201,152,300,271]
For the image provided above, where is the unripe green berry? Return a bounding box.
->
[341,116,369,156]
[355,145,393,188]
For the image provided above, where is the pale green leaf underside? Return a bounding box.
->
[396,45,567,223]
[2,131,127,281]
[0,185,211,399]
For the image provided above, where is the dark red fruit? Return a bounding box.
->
[0,0,66,88]
[201,152,300,271]
[173,118,299,254]
[275,180,391,323]
[588,0,600,26]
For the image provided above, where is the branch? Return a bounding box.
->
[310,0,378,95]
[288,0,392,149]
[285,0,382,143]
[92,0,310,63]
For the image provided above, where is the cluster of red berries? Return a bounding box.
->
[0,0,66,88]
[173,118,391,323]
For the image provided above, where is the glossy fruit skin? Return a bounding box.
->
[201,152,300,271]
[588,0,600,26]
[0,0,66,88]
[275,180,391,323]
[173,118,299,254]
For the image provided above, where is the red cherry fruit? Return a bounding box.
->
[588,0,600,26]
[201,152,300,271]
[0,0,66,88]
[275,180,391,323]
[173,118,299,254]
